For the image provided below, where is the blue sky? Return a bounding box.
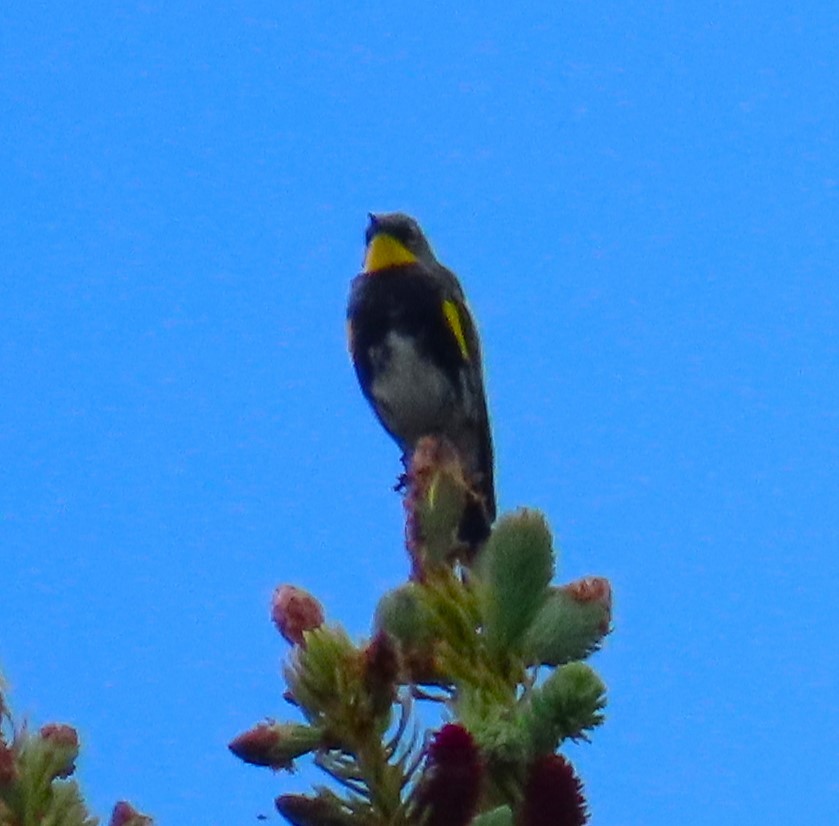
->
[2,2,837,823]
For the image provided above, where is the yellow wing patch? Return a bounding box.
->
[442,299,470,361]
[364,234,418,273]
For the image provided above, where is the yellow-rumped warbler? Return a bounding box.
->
[347,212,495,543]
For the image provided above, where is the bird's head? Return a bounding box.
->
[363,212,437,273]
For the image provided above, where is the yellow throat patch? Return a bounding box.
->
[364,234,418,273]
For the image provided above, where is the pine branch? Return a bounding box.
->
[231,438,611,825]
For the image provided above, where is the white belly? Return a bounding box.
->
[370,332,457,444]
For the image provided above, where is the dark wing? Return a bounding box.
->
[438,281,496,524]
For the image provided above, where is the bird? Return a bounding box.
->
[347,212,495,544]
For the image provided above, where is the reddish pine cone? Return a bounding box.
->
[229,722,322,769]
[518,754,588,826]
[109,801,152,826]
[276,793,348,825]
[39,723,79,779]
[414,724,482,826]
[271,585,324,646]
